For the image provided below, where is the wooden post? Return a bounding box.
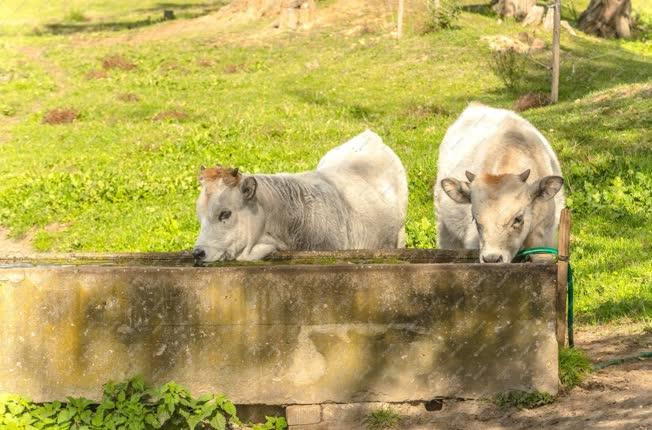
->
[556,208,571,349]
[397,0,405,38]
[551,0,561,103]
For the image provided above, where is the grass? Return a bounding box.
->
[364,407,401,429]
[494,348,593,408]
[0,1,650,324]
[494,391,555,409]
[559,347,593,389]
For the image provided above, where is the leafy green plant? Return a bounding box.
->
[559,347,592,389]
[493,390,554,409]
[406,216,436,248]
[0,377,287,430]
[364,407,401,429]
[253,416,289,430]
[423,0,462,32]
[487,48,528,91]
[65,9,88,22]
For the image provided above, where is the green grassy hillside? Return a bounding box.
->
[0,0,650,323]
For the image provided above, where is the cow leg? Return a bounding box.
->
[397,226,406,248]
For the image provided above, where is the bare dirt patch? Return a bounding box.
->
[159,61,185,73]
[513,92,551,112]
[43,107,78,124]
[117,92,140,102]
[223,63,241,74]
[197,58,214,68]
[76,0,398,47]
[153,109,188,121]
[0,227,34,255]
[0,224,67,256]
[102,54,137,71]
[85,69,108,79]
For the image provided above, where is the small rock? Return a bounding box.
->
[305,59,320,70]
[561,20,577,35]
[530,38,546,52]
[522,5,545,27]
[518,32,532,43]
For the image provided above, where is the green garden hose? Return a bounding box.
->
[594,351,652,370]
[514,247,574,348]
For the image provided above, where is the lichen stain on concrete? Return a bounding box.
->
[288,327,327,386]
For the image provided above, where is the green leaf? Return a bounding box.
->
[209,413,226,430]
[197,394,212,403]
[7,402,25,415]
[91,408,104,426]
[57,409,73,424]
[221,400,236,418]
[145,414,161,429]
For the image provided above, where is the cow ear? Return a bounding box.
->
[241,176,257,200]
[532,176,563,201]
[519,169,531,182]
[441,178,471,204]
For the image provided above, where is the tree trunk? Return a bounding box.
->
[578,0,632,38]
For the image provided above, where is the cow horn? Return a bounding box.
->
[465,171,476,182]
[519,169,531,182]
[231,168,239,177]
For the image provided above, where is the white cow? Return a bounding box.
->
[434,103,565,263]
[193,130,408,263]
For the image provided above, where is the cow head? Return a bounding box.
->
[192,166,262,263]
[441,169,563,263]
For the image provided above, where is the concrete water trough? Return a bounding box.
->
[0,247,568,406]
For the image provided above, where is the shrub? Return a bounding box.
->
[0,377,288,430]
[423,0,462,32]
[65,9,88,22]
[487,48,528,91]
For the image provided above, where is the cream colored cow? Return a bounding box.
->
[435,103,565,263]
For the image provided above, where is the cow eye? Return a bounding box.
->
[513,215,524,226]
[218,210,232,221]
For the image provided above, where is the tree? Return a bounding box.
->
[578,0,633,38]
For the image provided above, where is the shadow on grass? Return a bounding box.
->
[579,297,652,324]
[135,2,223,12]
[288,88,381,121]
[474,32,651,108]
[41,1,226,35]
[559,38,652,100]
[461,2,497,18]
[44,18,162,34]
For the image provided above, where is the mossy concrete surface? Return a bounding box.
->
[0,256,558,403]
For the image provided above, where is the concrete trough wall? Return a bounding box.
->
[0,250,559,404]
